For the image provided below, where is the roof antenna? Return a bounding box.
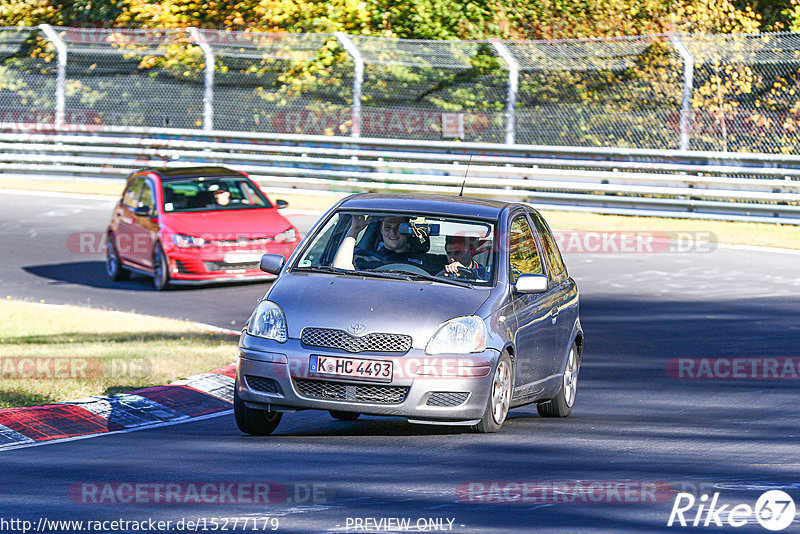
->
[459,155,473,197]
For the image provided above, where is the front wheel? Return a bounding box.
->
[152,242,170,291]
[234,387,282,435]
[537,342,580,418]
[473,352,513,433]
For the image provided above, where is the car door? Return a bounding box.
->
[507,211,560,394]
[529,210,579,375]
[114,176,145,268]
[129,178,159,269]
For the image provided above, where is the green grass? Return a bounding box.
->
[0,299,238,408]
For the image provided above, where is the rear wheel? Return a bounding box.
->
[329,410,360,421]
[105,234,129,281]
[473,352,513,433]
[537,342,580,418]
[234,387,282,436]
[152,242,170,291]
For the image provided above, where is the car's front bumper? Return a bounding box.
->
[163,242,296,282]
[236,337,500,424]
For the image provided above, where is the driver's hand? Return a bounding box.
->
[444,260,465,276]
[348,215,370,237]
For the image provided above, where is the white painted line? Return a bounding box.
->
[717,243,800,255]
[0,188,118,201]
[0,409,233,452]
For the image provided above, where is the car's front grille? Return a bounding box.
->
[426,392,470,407]
[245,375,282,394]
[204,260,260,272]
[294,379,409,404]
[206,237,273,248]
[301,328,412,353]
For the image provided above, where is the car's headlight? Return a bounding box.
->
[273,228,297,243]
[171,234,205,248]
[246,300,288,343]
[425,316,487,355]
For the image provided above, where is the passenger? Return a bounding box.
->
[333,215,431,271]
[442,235,489,280]
[212,188,231,207]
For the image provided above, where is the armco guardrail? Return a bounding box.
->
[1,125,799,225]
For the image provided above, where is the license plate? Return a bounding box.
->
[223,253,263,264]
[309,355,393,381]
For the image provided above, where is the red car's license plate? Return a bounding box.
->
[309,355,393,381]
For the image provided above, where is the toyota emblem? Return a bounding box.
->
[347,323,366,335]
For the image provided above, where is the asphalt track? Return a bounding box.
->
[1,190,799,533]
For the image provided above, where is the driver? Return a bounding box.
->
[332,215,431,271]
[443,235,489,280]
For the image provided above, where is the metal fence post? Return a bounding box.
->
[669,34,695,151]
[490,40,519,145]
[335,32,363,138]
[38,24,66,129]
[188,27,214,131]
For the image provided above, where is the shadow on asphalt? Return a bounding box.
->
[22,261,261,292]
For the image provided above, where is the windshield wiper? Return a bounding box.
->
[294,265,408,281]
[375,269,473,288]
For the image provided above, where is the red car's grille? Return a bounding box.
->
[205,237,273,248]
[204,260,260,272]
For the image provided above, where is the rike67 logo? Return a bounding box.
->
[668,490,796,531]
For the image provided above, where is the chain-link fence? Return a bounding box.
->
[5,25,800,153]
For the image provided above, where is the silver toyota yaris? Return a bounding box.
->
[235,193,583,434]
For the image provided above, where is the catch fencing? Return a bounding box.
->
[4,26,800,153]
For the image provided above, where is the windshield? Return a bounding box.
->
[161,177,272,213]
[294,211,496,286]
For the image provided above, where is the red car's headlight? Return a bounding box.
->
[273,228,297,243]
[171,234,206,248]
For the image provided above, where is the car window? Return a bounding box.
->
[122,177,145,208]
[509,214,543,283]
[530,211,567,284]
[293,210,495,286]
[138,181,155,212]
[162,177,271,212]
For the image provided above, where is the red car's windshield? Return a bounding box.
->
[162,177,272,213]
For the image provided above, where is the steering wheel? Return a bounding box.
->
[436,266,479,280]
[353,248,386,270]
[374,263,430,276]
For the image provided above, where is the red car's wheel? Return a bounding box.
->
[152,242,170,291]
[106,234,130,282]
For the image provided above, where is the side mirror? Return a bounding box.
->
[275,199,288,209]
[515,273,548,294]
[260,254,285,275]
[133,206,153,217]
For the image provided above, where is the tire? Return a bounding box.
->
[152,242,170,291]
[105,234,129,281]
[329,410,360,421]
[473,351,513,433]
[537,342,580,418]
[233,386,282,436]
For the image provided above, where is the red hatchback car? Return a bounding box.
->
[106,167,300,290]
